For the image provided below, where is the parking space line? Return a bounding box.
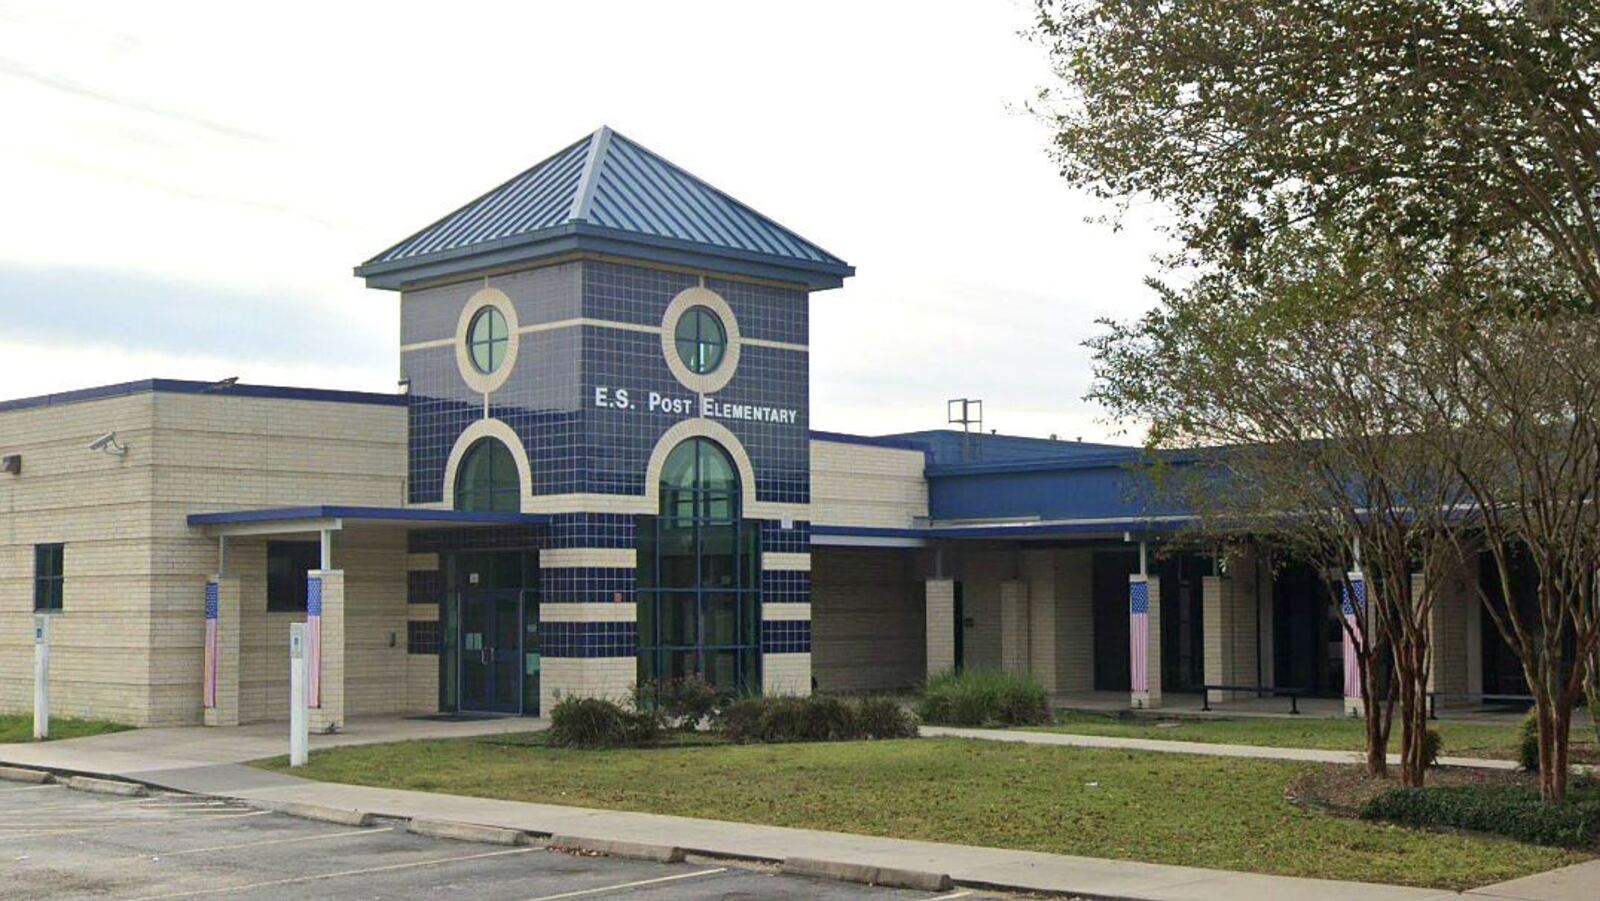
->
[0,783,61,793]
[524,867,729,900]
[122,846,538,900]
[125,826,391,859]
[928,892,973,900]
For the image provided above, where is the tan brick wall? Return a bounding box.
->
[924,577,955,679]
[0,389,407,726]
[1428,556,1477,700]
[1203,546,1261,702]
[811,547,925,692]
[809,440,927,529]
[1054,550,1095,693]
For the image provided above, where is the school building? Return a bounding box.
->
[0,128,1510,728]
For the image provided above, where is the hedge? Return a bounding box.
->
[916,669,1053,727]
[1361,782,1600,849]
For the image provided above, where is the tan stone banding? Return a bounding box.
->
[539,602,637,623]
[761,602,811,621]
[762,552,811,572]
[540,548,636,569]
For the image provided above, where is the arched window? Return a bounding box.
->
[454,438,520,513]
[673,306,726,374]
[638,438,759,694]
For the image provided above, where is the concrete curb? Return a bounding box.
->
[0,765,53,784]
[65,776,147,797]
[259,800,374,826]
[781,856,953,892]
[550,834,685,863]
[408,818,529,846]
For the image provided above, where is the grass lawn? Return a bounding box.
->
[1032,711,1599,759]
[0,714,130,744]
[257,734,1586,889]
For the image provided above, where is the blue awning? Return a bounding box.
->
[187,505,549,535]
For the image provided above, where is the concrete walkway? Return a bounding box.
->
[920,725,1525,771]
[2,719,1595,901]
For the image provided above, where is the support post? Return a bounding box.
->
[1342,570,1367,717]
[33,614,50,740]
[1130,574,1162,708]
[925,578,956,678]
[289,622,308,767]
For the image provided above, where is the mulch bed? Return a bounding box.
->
[1287,765,1539,817]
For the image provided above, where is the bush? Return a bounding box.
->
[1361,783,1600,849]
[1519,712,1541,772]
[915,669,1053,727]
[635,676,723,731]
[1422,728,1443,768]
[717,694,918,743]
[547,696,663,749]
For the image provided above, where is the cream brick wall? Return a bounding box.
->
[1016,548,1094,694]
[810,547,925,692]
[998,579,1030,676]
[925,578,955,679]
[541,657,635,713]
[763,653,812,695]
[1203,546,1261,703]
[809,440,927,529]
[1428,557,1478,701]
[0,388,408,727]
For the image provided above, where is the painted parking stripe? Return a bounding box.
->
[126,826,391,859]
[524,868,729,900]
[0,783,61,793]
[928,892,973,900]
[122,846,538,900]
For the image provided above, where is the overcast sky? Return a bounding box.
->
[0,1,1166,442]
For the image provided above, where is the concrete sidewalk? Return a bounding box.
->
[2,720,1595,901]
[920,725,1526,770]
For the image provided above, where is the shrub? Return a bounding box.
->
[547,696,663,749]
[854,695,920,740]
[915,669,1053,727]
[635,676,723,731]
[1519,712,1541,772]
[1422,728,1443,768]
[1361,783,1600,849]
[717,694,918,743]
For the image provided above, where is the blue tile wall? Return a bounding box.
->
[761,620,812,654]
[542,567,636,603]
[543,621,638,658]
[547,514,637,549]
[408,570,442,605]
[408,527,546,554]
[402,259,811,507]
[760,520,811,554]
[761,570,811,604]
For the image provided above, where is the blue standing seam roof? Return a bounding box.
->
[357,127,852,287]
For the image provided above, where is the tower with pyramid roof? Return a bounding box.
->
[359,127,851,711]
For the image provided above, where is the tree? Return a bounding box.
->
[1401,290,1600,800]
[1032,0,1600,308]
[1094,226,1471,786]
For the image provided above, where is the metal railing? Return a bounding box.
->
[1200,684,1308,715]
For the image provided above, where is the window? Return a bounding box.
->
[637,438,760,695]
[673,306,726,375]
[466,306,509,375]
[455,437,521,513]
[33,544,63,612]
[267,541,320,612]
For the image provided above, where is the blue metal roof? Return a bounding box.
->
[357,127,854,291]
[187,506,549,529]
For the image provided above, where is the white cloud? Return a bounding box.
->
[0,0,1169,441]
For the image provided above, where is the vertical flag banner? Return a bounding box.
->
[306,576,323,708]
[1129,578,1150,694]
[203,581,219,709]
[1342,574,1366,702]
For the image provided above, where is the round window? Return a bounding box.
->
[674,306,726,375]
[466,307,509,375]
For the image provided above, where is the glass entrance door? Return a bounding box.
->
[460,588,522,713]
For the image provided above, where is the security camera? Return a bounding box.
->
[88,432,128,457]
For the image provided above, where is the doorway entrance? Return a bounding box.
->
[448,550,540,715]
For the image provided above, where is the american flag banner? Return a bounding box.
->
[1342,573,1366,702]
[306,576,323,708]
[1129,578,1150,694]
[203,581,219,709]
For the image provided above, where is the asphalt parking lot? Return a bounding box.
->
[0,777,999,900]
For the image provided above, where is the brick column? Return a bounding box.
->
[1202,548,1259,704]
[1427,559,1476,707]
[203,577,241,726]
[1131,575,1162,708]
[308,570,345,733]
[925,578,955,678]
[1342,571,1366,717]
[1023,550,1059,693]
[999,579,1030,676]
